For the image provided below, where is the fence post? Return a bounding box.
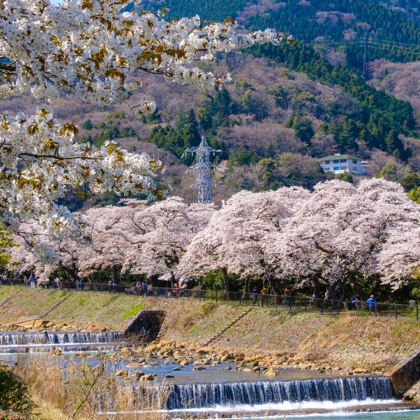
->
[395,305,397,320]
[321,300,324,314]
[374,304,377,317]
[305,297,307,312]
[215,290,218,303]
[240,294,242,305]
[338,300,340,315]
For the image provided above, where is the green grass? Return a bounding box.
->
[121,303,145,320]
[0,287,67,319]
[0,285,18,302]
[0,287,150,328]
[2,286,420,371]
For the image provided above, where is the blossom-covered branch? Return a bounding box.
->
[0,0,290,112]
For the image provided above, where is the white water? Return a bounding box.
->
[0,331,126,353]
[168,398,401,413]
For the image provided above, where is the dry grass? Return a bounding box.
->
[15,356,175,420]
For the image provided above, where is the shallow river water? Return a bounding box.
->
[1,332,419,418]
[252,411,420,420]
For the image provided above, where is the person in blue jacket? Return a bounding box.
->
[367,295,376,314]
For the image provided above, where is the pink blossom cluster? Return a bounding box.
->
[8,179,420,292]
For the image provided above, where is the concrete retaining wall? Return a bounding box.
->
[124,310,165,341]
[388,350,420,396]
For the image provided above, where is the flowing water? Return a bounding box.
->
[0,331,126,352]
[165,376,393,410]
[244,411,420,419]
[98,375,416,416]
[0,330,418,418]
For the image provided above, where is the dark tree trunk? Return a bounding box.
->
[324,280,340,308]
[348,273,368,301]
[369,275,381,298]
[112,263,121,283]
[221,267,230,292]
[61,264,77,281]
[245,276,250,293]
[312,279,322,299]
[265,275,281,296]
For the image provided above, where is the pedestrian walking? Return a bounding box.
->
[261,286,268,306]
[142,281,147,297]
[29,274,36,288]
[351,295,361,311]
[367,295,376,314]
[23,276,29,288]
[251,288,258,306]
[284,287,291,307]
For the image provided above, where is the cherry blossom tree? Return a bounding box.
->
[0,0,291,260]
[8,221,90,282]
[123,197,215,285]
[9,197,214,283]
[378,225,420,289]
[270,179,420,299]
[178,187,309,293]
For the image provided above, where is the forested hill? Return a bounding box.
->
[2,0,420,208]
[67,0,420,204]
[137,0,420,67]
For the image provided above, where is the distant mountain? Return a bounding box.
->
[2,0,419,208]
[139,0,420,68]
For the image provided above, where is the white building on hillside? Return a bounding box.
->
[319,154,367,175]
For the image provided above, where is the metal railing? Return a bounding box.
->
[1,277,418,321]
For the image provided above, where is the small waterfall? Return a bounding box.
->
[165,377,393,410]
[96,376,395,414]
[0,331,125,353]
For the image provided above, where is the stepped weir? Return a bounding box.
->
[0,331,126,353]
[0,310,166,353]
[165,376,394,410]
[97,376,395,413]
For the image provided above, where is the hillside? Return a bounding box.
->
[1,1,420,206]
[139,0,420,67]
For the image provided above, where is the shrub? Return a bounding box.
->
[0,367,31,414]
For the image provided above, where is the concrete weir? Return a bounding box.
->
[388,350,420,396]
[124,310,165,341]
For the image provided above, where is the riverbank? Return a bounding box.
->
[1,286,419,375]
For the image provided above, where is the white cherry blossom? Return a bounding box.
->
[0,0,289,258]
